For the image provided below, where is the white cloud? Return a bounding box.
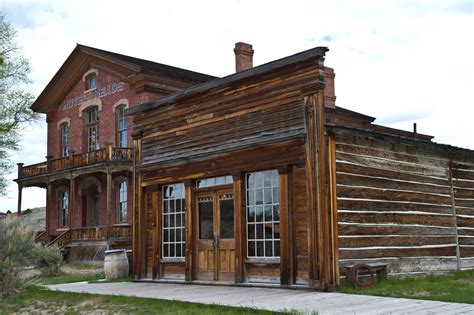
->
[0,0,473,212]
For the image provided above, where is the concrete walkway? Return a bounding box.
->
[46,282,474,314]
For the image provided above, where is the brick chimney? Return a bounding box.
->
[234,42,254,72]
[324,67,336,108]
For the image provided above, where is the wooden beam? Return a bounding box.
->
[279,166,291,285]
[448,162,461,270]
[232,172,244,283]
[184,180,194,282]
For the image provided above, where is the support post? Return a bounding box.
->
[152,185,162,279]
[232,172,245,283]
[16,163,24,216]
[279,166,292,285]
[106,171,112,247]
[69,177,76,229]
[132,137,142,279]
[184,180,194,282]
[46,182,52,238]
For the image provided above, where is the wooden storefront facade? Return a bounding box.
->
[128,47,340,289]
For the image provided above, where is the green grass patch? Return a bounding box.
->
[29,271,106,285]
[0,285,284,314]
[339,269,474,304]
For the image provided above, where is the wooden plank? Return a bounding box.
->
[340,235,456,247]
[152,186,161,279]
[338,212,454,227]
[337,198,453,215]
[328,134,340,286]
[337,185,452,205]
[279,167,290,285]
[339,223,455,236]
[339,245,457,259]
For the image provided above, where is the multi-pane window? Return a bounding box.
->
[117,105,127,147]
[85,107,99,152]
[246,170,280,258]
[85,73,97,90]
[162,183,185,259]
[196,175,233,188]
[60,123,69,157]
[117,180,127,223]
[59,190,69,228]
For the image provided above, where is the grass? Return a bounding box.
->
[339,269,474,304]
[29,271,106,285]
[0,285,282,314]
[1,271,286,314]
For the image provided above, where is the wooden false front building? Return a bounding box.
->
[128,44,474,289]
[128,46,339,288]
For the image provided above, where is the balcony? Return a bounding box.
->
[18,147,133,179]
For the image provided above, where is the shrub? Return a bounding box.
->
[34,244,63,276]
[0,216,36,298]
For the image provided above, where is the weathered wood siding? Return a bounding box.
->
[335,132,474,275]
[453,162,474,269]
[293,164,310,284]
[132,60,322,169]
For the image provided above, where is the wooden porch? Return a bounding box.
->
[17,146,133,179]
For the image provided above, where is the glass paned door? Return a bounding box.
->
[195,189,235,282]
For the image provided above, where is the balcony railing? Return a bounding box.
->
[18,147,133,179]
[46,224,132,247]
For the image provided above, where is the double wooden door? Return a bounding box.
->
[195,189,235,282]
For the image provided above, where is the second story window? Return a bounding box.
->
[117,105,127,147]
[85,107,99,152]
[85,73,97,90]
[60,123,70,157]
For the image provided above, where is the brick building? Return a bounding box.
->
[15,44,215,260]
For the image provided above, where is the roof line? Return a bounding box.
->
[127,46,329,115]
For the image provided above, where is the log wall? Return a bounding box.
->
[335,132,474,275]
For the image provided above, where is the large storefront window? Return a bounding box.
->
[162,183,185,259]
[246,170,280,258]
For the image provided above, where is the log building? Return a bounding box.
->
[127,43,474,289]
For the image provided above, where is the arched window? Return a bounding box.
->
[117,180,128,223]
[85,73,97,90]
[60,122,70,157]
[59,190,69,228]
[85,107,99,152]
[117,105,128,148]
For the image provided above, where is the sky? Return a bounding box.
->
[0,0,473,212]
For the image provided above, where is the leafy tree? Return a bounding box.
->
[0,13,38,195]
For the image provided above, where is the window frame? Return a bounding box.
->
[60,122,70,157]
[85,73,97,91]
[85,107,99,152]
[162,183,186,261]
[116,105,128,148]
[245,169,280,259]
[117,180,128,223]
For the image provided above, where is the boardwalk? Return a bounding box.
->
[46,282,474,314]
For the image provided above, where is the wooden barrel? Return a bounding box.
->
[104,249,129,280]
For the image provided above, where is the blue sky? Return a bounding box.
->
[0,0,473,212]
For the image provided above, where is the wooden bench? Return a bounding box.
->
[344,263,388,289]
